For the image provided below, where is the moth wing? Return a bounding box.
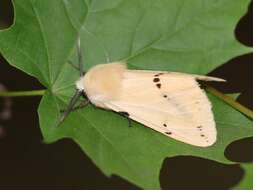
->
[104,70,221,147]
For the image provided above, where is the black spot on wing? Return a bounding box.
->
[163,95,167,98]
[153,78,160,82]
[163,123,167,127]
[165,132,172,135]
[197,126,203,131]
[154,73,164,77]
[152,75,163,89]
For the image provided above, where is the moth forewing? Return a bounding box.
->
[74,62,224,147]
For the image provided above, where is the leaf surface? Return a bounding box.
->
[232,163,253,190]
[0,0,252,189]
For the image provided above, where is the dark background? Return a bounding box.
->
[0,0,253,189]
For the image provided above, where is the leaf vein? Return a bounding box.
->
[30,0,52,85]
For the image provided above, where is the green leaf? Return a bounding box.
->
[0,0,253,189]
[232,163,253,190]
[229,93,241,99]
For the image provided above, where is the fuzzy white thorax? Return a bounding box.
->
[74,62,127,108]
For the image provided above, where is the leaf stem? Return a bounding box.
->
[0,89,46,97]
[1,87,252,120]
[206,85,253,119]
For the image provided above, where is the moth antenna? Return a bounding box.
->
[77,35,85,76]
[57,90,82,127]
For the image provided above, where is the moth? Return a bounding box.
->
[60,38,225,147]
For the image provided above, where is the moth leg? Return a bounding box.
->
[58,90,82,126]
[68,60,79,71]
[60,91,89,113]
[72,100,90,111]
[60,100,90,113]
[118,111,132,127]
